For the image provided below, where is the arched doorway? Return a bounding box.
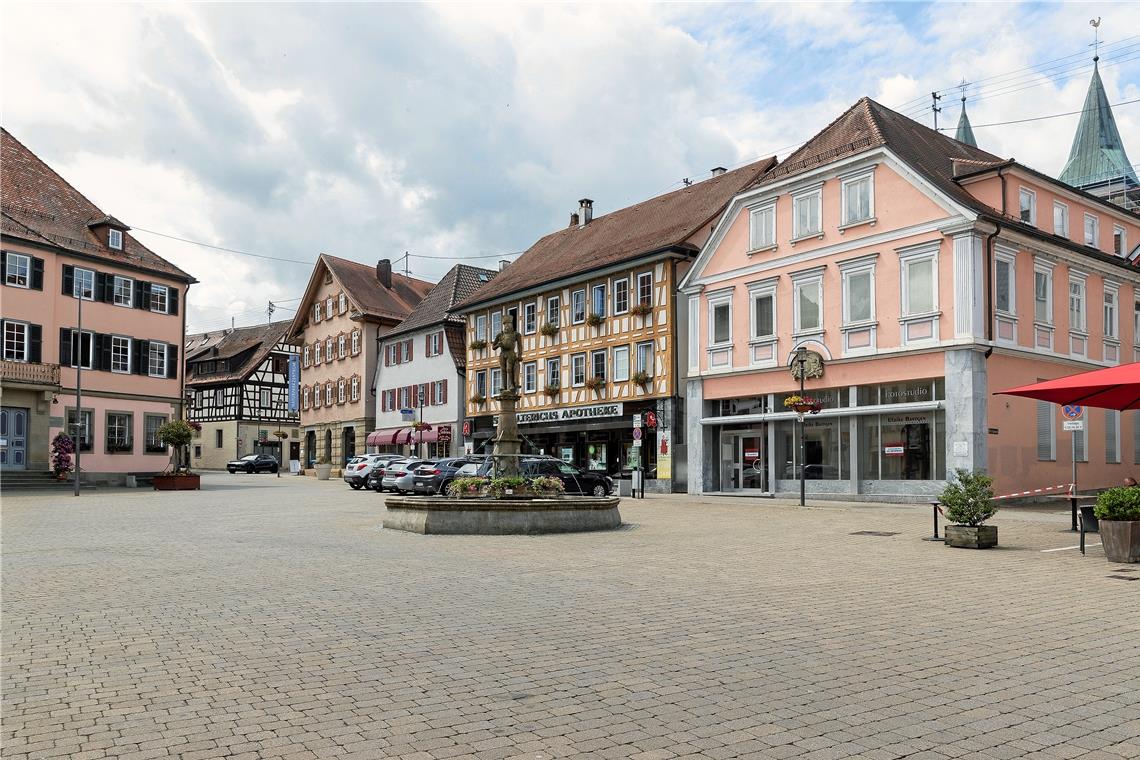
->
[324,429,332,462]
[342,426,355,463]
[305,431,316,467]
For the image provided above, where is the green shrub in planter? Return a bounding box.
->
[529,476,565,495]
[939,469,997,526]
[448,476,487,497]
[487,475,527,497]
[1094,487,1140,521]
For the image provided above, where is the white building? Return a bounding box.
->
[369,264,496,458]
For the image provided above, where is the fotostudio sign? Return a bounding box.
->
[493,403,624,427]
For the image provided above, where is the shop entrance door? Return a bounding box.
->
[719,429,767,492]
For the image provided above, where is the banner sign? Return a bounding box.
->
[437,426,453,443]
[513,403,623,426]
[657,430,672,480]
[287,354,300,412]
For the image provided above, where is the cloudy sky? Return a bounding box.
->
[3,2,1138,332]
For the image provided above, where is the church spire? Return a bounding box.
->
[954,87,977,148]
[1058,22,1138,193]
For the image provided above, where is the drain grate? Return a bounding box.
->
[1106,575,1140,581]
[850,531,901,537]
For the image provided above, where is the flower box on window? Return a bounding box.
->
[586,313,605,328]
[630,303,653,318]
[540,323,558,338]
[469,339,487,351]
[584,376,605,392]
[543,383,561,398]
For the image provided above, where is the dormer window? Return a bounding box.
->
[1018,188,1036,226]
[108,229,123,250]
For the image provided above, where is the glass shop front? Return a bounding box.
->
[715,378,946,495]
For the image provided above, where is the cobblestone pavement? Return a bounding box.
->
[3,474,1139,760]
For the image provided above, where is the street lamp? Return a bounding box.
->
[73,278,92,497]
[795,346,807,508]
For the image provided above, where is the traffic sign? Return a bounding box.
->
[1063,420,1085,431]
[632,427,643,440]
[632,413,642,428]
[1061,405,1084,420]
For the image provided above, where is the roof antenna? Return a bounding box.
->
[682,178,693,187]
[267,300,275,325]
[931,91,942,131]
[1089,17,1101,62]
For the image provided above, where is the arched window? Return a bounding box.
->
[324,429,332,461]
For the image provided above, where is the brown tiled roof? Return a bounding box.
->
[185,320,292,385]
[453,157,777,310]
[323,254,434,322]
[0,128,195,283]
[385,264,497,339]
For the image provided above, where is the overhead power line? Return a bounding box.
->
[969,97,1140,129]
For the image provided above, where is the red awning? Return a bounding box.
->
[365,425,443,446]
[994,362,1140,410]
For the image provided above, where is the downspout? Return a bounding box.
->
[982,166,1008,358]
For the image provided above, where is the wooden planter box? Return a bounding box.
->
[153,474,201,491]
[1101,520,1140,563]
[945,524,997,549]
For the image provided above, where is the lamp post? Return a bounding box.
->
[73,279,90,497]
[796,346,807,508]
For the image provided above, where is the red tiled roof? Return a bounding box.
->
[0,128,195,283]
[385,264,497,339]
[322,254,434,322]
[185,321,292,385]
[453,157,777,310]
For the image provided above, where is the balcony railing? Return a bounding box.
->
[0,360,61,387]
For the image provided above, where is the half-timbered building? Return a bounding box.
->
[452,159,777,492]
[185,320,300,470]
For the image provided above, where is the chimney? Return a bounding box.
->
[569,212,580,228]
[376,258,392,288]
[578,198,593,227]
[499,259,510,272]
[711,166,726,177]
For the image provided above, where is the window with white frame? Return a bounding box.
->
[3,321,28,361]
[1069,275,1087,332]
[338,380,346,404]
[709,297,732,345]
[106,412,132,453]
[214,388,223,406]
[841,173,873,226]
[73,267,95,299]
[314,341,322,364]
[613,346,630,382]
[591,350,606,382]
[111,336,131,373]
[792,188,822,238]
[351,330,360,354]
[1084,213,1099,247]
[325,383,334,406]
[591,284,606,317]
[489,368,502,397]
[427,331,443,356]
[475,315,487,342]
[1114,225,1128,257]
[338,293,346,313]
[1034,267,1052,323]
[260,387,271,407]
[749,204,776,249]
[314,302,322,322]
[148,341,168,377]
[338,334,346,358]
[901,254,936,316]
[1104,284,1119,340]
[491,310,503,339]
[351,376,360,401]
[401,339,410,362]
[68,330,95,369]
[1053,202,1069,237]
[1018,187,1036,225]
[5,252,30,287]
[636,273,653,306]
[546,296,560,327]
[303,387,311,409]
[431,380,442,404]
[842,264,875,324]
[523,302,537,334]
[793,275,823,333]
[113,276,133,307]
[1135,300,1140,346]
[326,338,334,361]
[108,229,124,250]
[149,283,169,313]
[636,341,654,376]
[523,361,537,393]
[613,278,629,314]
[325,297,334,318]
[571,290,586,323]
[750,287,776,340]
[571,353,586,386]
[546,357,561,387]
[995,254,1015,315]
[475,371,486,399]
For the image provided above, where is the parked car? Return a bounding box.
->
[476,456,613,496]
[226,454,280,474]
[366,456,412,492]
[381,458,430,494]
[412,457,482,495]
[343,454,398,490]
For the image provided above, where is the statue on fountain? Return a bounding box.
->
[492,314,522,477]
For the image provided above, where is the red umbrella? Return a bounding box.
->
[995,362,1140,410]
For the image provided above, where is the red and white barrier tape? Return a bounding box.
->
[992,482,1074,501]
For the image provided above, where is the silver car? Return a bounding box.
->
[381,458,422,494]
[342,454,392,489]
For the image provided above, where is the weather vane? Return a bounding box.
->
[958,78,969,104]
[1090,17,1101,61]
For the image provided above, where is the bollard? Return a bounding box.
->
[922,501,943,542]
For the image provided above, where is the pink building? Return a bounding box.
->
[1,129,194,485]
[681,97,1140,499]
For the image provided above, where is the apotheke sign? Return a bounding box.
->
[493,403,624,426]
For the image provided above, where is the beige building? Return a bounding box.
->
[288,255,432,471]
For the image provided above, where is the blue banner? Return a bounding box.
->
[288,354,300,412]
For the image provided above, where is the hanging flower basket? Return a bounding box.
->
[411,421,432,432]
[273,430,289,440]
[783,394,822,415]
[470,394,487,406]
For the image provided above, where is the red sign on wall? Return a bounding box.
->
[438,426,453,443]
[462,420,472,436]
[645,411,658,428]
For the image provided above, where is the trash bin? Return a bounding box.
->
[125,475,137,488]
[618,479,633,497]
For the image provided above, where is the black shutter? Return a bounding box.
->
[62,265,74,296]
[168,288,179,316]
[133,339,147,374]
[94,272,107,302]
[27,324,42,363]
[59,328,72,367]
[166,344,177,379]
[98,334,112,371]
[0,252,5,281]
[31,258,44,291]
[135,281,150,309]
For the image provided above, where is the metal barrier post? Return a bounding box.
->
[922,501,943,542]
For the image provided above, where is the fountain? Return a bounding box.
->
[383,315,622,534]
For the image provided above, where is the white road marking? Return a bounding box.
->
[1041,543,1101,553]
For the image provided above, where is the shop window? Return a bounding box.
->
[777,417,848,481]
[856,411,945,481]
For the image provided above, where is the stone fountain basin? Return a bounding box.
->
[383,495,622,535]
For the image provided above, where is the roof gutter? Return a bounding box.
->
[982,166,1008,352]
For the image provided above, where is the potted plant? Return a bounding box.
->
[586,312,604,328]
[470,339,487,351]
[314,456,332,481]
[487,475,528,498]
[631,371,651,389]
[447,476,488,498]
[544,383,561,398]
[540,322,558,338]
[529,475,566,496]
[584,376,605,394]
[1094,487,1140,563]
[153,420,201,490]
[630,302,653,318]
[470,394,487,407]
[783,394,822,416]
[939,469,998,549]
[50,433,74,479]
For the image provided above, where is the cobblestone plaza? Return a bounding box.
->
[3,475,1138,760]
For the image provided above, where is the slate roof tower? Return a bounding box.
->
[954,96,978,148]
